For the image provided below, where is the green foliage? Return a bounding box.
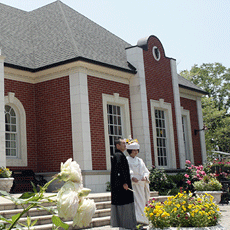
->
[106,181,111,191]
[149,167,178,195]
[52,215,69,230]
[0,167,12,178]
[180,63,230,155]
[193,176,222,191]
[180,63,230,111]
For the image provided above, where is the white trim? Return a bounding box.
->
[126,46,152,167]
[0,54,6,166]
[4,61,132,84]
[152,46,161,61]
[102,93,131,170]
[171,59,185,168]
[69,71,92,170]
[181,108,194,164]
[5,92,27,167]
[150,99,177,169]
[179,88,204,100]
[196,98,207,164]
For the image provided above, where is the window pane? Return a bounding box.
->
[11,141,16,148]
[11,149,16,156]
[113,106,117,114]
[118,126,122,135]
[5,124,10,132]
[11,134,16,140]
[11,117,16,124]
[6,149,10,156]
[5,105,11,112]
[10,108,16,116]
[108,105,112,114]
[109,115,113,124]
[118,116,121,125]
[114,116,117,125]
[11,125,16,132]
[117,106,121,115]
[5,114,10,124]
[6,133,10,140]
[6,141,10,147]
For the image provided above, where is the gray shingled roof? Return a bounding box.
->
[0,1,132,71]
[178,74,208,94]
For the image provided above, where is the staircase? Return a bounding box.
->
[0,191,168,229]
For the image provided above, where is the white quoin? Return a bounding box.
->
[0,50,6,167]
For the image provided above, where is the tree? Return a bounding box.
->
[180,63,230,155]
[202,97,230,154]
[180,63,230,111]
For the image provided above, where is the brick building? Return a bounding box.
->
[0,1,207,192]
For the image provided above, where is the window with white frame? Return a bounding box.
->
[150,99,177,169]
[5,105,18,157]
[182,116,189,161]
[155,109,167,166]
[5,92,27,166]
[107,104,123,155]
[181,108,194,163]
[103,93,131,169]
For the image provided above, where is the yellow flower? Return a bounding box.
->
[149,213,153,217]
[173,208,177,212]
[176,204,180,208]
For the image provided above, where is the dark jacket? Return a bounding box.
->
[110,149,134,205]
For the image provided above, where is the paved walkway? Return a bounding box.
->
[85,204,230,230]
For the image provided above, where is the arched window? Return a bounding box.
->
[5,105,18,157]
[5,92,27,166]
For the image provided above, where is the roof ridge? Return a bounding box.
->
[57,0,78,56]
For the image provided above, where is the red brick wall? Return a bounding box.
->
[142,36,180,168]
[35,76,73,172]
[5,79,37,171]
[5,76,73,173]
[87,76,132,170]
[180,97,203,165]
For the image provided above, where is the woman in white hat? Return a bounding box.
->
[126,138,150,226]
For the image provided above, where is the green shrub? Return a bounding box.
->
[149,167,177,195]
[193,176,222,191]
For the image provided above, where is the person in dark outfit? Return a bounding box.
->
[110,138,137,230]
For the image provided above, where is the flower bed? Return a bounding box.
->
[144,192,221,229]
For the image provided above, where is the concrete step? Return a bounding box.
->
[0,191,164,230]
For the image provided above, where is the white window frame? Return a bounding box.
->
[5,105,18,158]
[150,99,176,169]
[181,108,194,164]
[103,93,131,170]
[5,92,27,166]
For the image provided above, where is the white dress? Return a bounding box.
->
[126,155,150,224]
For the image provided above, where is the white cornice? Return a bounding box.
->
[4,61,133,84]
[179,88,203,100]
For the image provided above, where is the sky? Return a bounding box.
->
[0,0,229,72]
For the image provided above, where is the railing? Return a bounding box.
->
[212,150,230,161]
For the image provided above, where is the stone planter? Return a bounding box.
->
[0,178,14,193]
[195,191,223,204]
[147,224,225,230]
